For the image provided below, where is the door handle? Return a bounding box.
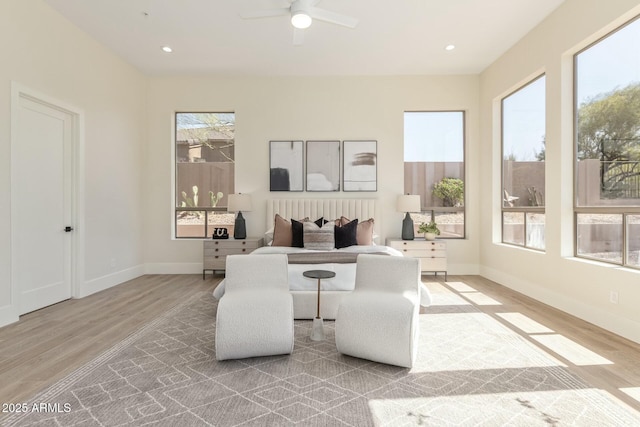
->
[64,226,74,232]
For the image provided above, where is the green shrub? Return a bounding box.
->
[433,178,464,207]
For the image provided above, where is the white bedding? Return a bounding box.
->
[212,245,432,307]
[251,245,403,291]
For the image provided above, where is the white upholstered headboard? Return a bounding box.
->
[266,199,377,230]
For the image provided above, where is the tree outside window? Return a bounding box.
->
[575,16,640,268]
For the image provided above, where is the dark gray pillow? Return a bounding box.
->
[335,218,358,249]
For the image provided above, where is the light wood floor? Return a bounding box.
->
[0,274,221,406]
[1,274,639,414]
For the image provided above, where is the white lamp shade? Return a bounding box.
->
[227,194,252,212]
[396,195,421,213]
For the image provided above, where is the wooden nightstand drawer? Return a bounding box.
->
[386,238,447,279]
[204,247,253,256]
[419,257,447,272]
[204,240,261,251]
[203,238,264,278]
[204,257,226,269]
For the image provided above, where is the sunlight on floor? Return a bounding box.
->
[367,388,638,426]
[444,281,476,292]
[459,292,503,306]
[620,387,640,404]
[424,280,614,369]
[497,312,555,334]
[531,334,614,366]
[441,281,503,305]
[423,282,472,306]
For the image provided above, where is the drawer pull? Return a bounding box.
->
[403,242,407,245]
[215,248,219,252]
[214,256,219,259]
[242,241,246,245]
[403,249,407,252]
[214,241,219,245]
[242,248,246,252]
[431,248,435,251]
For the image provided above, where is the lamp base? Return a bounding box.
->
[233,211,246,239]
[401,212,415,240]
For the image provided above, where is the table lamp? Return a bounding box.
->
[227,193,252,239]
[396,194,421,240]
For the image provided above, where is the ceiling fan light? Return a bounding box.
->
[291,12,312,29]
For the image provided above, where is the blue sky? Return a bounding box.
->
[405,16,640,163]
[404,111,464,162]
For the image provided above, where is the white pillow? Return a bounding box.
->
[303,222,335,250]
[264,227,274,244]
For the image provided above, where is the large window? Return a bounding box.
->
[175,112,235,238]
[575,17,640,268]
[501,75,546,250]
[404,111,465,238]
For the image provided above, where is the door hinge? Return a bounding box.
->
[64,226,74,232]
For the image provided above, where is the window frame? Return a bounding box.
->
[174,111,235,239]
[403,110,466,239]
[500,74,547,251]
[573,16,640,270]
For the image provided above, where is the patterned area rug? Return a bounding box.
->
[3,283,640,426]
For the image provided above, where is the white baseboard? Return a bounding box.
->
[448,263,481,276]
[0,304,19,328]
[481,265,640,345]
[143,263,202,275]
[77,265,145,298]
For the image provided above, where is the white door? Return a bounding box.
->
[12,94,74,315]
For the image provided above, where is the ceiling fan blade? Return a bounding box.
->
[293,28,305,46]
[309,7,358,28]
[239,8,289,20]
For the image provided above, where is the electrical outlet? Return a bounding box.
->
[609,291,619,304]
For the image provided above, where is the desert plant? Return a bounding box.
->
[209,191,223,207]
[433,177,464,207]
[181,185,199,207]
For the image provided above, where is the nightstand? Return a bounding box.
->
[203,237,264,278]
[386,238,447,280]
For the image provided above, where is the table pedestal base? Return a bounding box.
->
[310,317,325,341]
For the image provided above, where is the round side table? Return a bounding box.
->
[303,269,336,341]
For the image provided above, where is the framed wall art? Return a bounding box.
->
[269,140,304,191]
[343,140,377,191]
[306,140,340,192]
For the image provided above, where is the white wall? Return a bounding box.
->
[0,0,146,326]
[11,0,637,350]
[144,75,481,274]
[479,0,640,344]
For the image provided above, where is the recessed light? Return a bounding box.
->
[161,46,173,53]
[445,44,456,51]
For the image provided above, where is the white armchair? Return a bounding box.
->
[215,254,294,361]
[335,254,421,368]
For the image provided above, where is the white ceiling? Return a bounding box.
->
[43,0,566,76]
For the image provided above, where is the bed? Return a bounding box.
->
[213,198,432,319]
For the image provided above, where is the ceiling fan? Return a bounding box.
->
[240,0,359,45]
